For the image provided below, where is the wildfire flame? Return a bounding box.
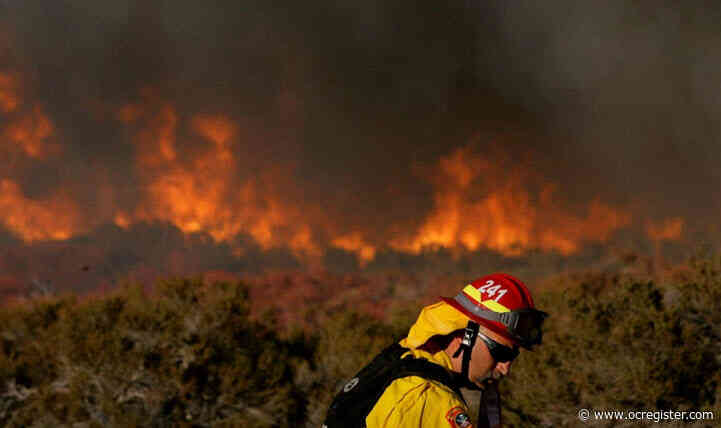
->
[332,232,377,262]
[109,103,684,261]
[0,73,74,241]
[4,106,57,159]
[0,72,19,113]
[390,147,632,256]
[0,179,81,241]
[0,87,688,263]
[646,217,684,241]
[0,69,57,160]
[116,101,321,257]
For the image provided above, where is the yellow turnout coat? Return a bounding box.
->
[365,338,473,428]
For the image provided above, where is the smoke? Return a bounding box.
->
[479,1,721,217]
[0,1,719,296]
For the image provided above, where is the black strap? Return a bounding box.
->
[454,321,479,384]
[453,321,503,427]
[478,382,502,428]
[323,343,468,428]
[397,354,467,407]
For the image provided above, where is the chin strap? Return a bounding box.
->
[453,321,503,428]
[452,321,479,386]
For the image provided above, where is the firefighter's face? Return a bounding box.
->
[469,328,515,388]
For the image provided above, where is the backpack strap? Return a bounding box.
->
[394,353,468,407]
[323,343,467,428]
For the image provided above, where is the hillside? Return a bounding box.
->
[1,257,720,426]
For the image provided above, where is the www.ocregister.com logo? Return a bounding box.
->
[578,408,715,423]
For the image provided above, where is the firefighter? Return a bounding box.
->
[323,273,547,428]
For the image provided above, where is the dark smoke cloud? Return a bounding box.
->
[480,1,721,219]
[8,2,718,211]
[1,0,719,292]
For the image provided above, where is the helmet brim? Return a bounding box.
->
[441,296,546,349]
[440,296,523,347]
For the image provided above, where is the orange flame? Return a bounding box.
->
[119,102,321,257]
[332,232,377,262]
[113,212,132,229]
[136,104,178,164]
[106,98,686,262]
[4,106,57,159]
[0,72,78,243]
[646,217,684,241]
[0,71,57,159]
[390,146,633,256]
[0,179,82,241]
[0,72,19,113]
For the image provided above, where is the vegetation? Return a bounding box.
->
[0,280,307,427]
[501,258,721,427]
[1,257,720,426]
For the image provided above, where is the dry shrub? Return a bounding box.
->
[2,258,720,427]
[0,279,307,427]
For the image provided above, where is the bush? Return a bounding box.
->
[502,268,721,427]
[1,260,720,427]
[0,279,307,427]
[294,309,409,428]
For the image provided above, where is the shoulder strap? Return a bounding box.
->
[323,343,467,428]
[393,354,468,407]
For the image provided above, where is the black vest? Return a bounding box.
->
[323,343,467,428]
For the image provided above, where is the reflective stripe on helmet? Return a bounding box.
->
[461,284,482,302]
[479,299,510,313]
[455,293,503,318]
[453,293,547,347]
[460,286,510,312]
